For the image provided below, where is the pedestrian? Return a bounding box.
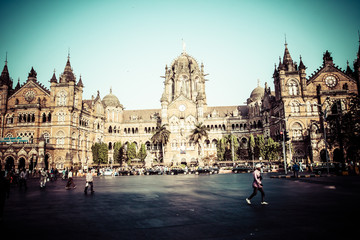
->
[246,164,268,205]
[65,170,76,189]
[0,171,10,222]
[84,169,94,194]
[19,168,27,190]
[293,162,300,178]
[299,161,304,172]
[40,168,47,189]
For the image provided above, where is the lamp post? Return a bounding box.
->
[271,116,289,174]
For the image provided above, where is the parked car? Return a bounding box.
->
[232,165,252,173]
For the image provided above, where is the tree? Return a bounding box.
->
[216,138,226,161]
[265,137,281,161]
[113,141,121,162]
[256,135,266,160]
[326,96,360,162]
[138,143,147,161]
[189,122,209,157]
[126,142,137,162]
[248,134,255,161]
[224,134,239,161]
[151,124,171,162]
[113,141,125,165]
[91,142,108,165]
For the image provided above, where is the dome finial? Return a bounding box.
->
[182,39,186,54]
[110,87,112,94]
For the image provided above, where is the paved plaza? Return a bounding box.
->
[1,173,359,239]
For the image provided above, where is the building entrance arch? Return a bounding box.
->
[18,157,26,170]
[320,149,329,162]
[5,156,15,171]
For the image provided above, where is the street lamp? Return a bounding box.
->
[271,116,289,174]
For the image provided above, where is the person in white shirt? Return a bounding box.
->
[65,170,76,189]
[84,169,94,194]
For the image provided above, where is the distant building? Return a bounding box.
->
[0,40,359,170]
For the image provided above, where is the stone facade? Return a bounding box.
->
[0,41,359,170]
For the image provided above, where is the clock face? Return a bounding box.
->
[324,75,337,88]
[179,104,186,112]
[24,90,36,103]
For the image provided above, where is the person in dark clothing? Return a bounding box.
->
[0,171,10,222]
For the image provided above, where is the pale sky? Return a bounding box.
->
[1,0,359,109]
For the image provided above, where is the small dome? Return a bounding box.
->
[250,86,264,101]
[102,89,121,108]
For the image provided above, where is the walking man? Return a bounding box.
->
[246,164,268,205]
[293,162,300,178]
[84,169,94,194]
[40,168,47,189]
[65,170,76,189]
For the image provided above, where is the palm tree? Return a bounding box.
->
[190,122,209,158]
[151,124,171,163]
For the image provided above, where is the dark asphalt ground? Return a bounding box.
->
[1,173,359,240]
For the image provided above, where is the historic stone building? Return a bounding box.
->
[0,40,359,170]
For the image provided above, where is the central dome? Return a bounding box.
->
[170,52,200,73]
[102,89,122,108]
[249,86,264,101]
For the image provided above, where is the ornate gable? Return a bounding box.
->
[8,78,51,107]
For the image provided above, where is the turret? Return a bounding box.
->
[299,55,307,94]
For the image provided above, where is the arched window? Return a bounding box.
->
[57,91,67,106]
[57,111,66,123]
[43,132,50,144]
[42,113,47,122]
[291,122,303,140]
[56,130,65,146]
[108,126,112,133]
[290,101,300,114]
[288,79,299,96]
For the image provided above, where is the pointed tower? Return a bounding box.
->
[282,40,296,71]
[59,55,76,83]
[299,55,307,95]
[0,55,13,89]
[0,55,12,115]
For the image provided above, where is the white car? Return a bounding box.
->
[103,169,114,176]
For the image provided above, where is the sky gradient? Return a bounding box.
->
[1,0,359,109]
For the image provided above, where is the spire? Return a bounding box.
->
[323,50,333,66]
[50,69,57,83]
[77,74,83,87]
[0,53,12,88]
[346,60,353,75]
[182,39,186,54]
[60,53,76,82]
[15,78,21,90]
[299,55,306,70]
[283,39,293,66]
[28,67,37,79]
